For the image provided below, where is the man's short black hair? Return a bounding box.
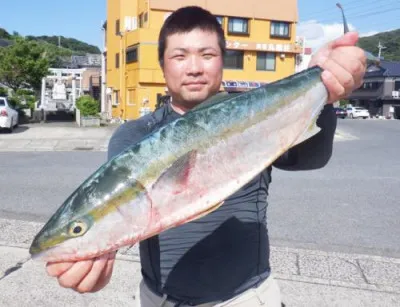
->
[158,6,226,67]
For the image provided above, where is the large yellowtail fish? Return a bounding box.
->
[29,4,379,262]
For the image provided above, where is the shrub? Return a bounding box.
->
[75,95,100,117]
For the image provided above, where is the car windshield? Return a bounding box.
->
[355,107,365,110]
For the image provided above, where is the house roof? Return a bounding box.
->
[366,60,400,78]
[0,39,11,47]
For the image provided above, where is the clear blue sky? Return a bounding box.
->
[1,1,106,48]
[1,0,398,49]
[299,0,399,34]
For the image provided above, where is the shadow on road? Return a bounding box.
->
[0,126,30,134]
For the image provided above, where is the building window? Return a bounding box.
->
[215,16,223,26]
[395,81,400,91]
[113,90,119,106]
[256,52,276,71]
[126,46,138,63]
[115,53,120,68]
[270,21,290,38]
[362,82,382,90]
[127,89,135,105]
[224,50,244,69]
[139,13,143,28]
[115,19,120,35]
[228,18,249,35]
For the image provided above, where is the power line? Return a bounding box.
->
[301,0,379,19]
[306,6,400,25]
[356,19,399,30]
[300,0,398,21]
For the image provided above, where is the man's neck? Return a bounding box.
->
[170,102,189,115]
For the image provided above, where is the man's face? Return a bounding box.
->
[162,29,223,111]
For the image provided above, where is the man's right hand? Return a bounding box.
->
[46,251,116,293]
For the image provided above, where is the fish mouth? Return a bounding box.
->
[29,243,56,261]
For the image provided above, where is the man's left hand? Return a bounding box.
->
[309,31,367,104]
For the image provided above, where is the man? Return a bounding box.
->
[46,6,366,307]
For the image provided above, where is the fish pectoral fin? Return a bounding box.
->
[153,150,197,194]
[186,201,225,223]
[291,118,321,147]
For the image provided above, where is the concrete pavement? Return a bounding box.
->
[0,123,118,152]
[0,122,355,152]
[1,218,399,306]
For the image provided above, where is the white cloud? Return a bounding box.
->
[297,20,358,52]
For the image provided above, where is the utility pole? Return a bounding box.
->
[58,36,61,48]
[377,41,386,59]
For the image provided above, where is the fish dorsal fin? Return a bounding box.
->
[189,92,240,112]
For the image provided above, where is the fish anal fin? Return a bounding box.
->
[292,118,320,147]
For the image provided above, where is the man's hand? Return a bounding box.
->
[46,251,116,293]
[309,31,367,104]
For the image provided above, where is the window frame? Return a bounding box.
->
[256,52,276,71]
[227,17,249,35]
[223,50,244,70]
[126,45,139,64]
[115,19,120,35]
[115,52,120,68]
[270,21,291,39]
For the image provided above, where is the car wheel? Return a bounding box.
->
[363,117,368,119]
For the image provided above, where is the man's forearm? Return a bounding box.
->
[273,104,337,171]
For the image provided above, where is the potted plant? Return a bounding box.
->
[75,95,101,127]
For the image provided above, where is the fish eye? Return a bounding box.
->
[68,221,88,237]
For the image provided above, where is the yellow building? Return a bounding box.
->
[105,0,301,120]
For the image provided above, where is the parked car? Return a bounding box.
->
[346,106,370,119]
[334,107,347,119]
[0,96,19,132]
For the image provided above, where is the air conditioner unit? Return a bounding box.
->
[392,91,399,98]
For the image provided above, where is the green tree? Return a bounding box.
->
[358,29,400,61]
[0,37,49,96]
[0,28,11,39]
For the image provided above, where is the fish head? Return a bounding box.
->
[29,201,95,261]
[29,168,151,262]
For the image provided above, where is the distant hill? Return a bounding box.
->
[26,35,101,55]
[0,27,100,55]
[359,29,400,61]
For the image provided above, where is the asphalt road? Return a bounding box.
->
[269,119,400,257]
[1,119,399,258]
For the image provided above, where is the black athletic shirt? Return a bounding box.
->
[107,102,337,305]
